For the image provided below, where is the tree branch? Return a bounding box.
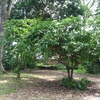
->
[7,0,13,19]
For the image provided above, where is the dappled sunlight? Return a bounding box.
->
[88,78,100,83]
[0,80,8,84]
[84,95,100,100]
[74,73,100,83]
[33,75,61,81]
[21,73,35,78]
[0,70,100,100]
[21,73,60,82]
[28,81,35,84]
[21,77,29,81]
[74,77,79,80]
[21,73,60,81]
[0,73,16,78]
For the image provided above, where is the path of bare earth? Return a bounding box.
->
[0,70,100,100]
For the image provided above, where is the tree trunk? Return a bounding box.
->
[0,0,7,73]
[67,68,70,79]
[17,72,20,78]
[0,46,6,73]
[70,68,73,79]
[66,66,74,80]
[0,0,12,73]
[7,0,13,19]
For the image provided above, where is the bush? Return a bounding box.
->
[60,78,90,90]
[3,19,40,71]
[75,64,87,74]
[86,63,100,74]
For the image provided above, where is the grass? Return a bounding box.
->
[74,69,87,74]
[0,68,98,97]
[0,73,36,96]
[0,74,15,95]
[0,70,100,100]
[74,65,87,74]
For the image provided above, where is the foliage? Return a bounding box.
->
[11,0,53,19]
[96,0,100,15]
[74,64,87,74]
[3,18,41,76]
[11,0,86,19]
[26,16,100,79]
[58,0,87,18]
[86,62,100,74]
[85,15,100,74]
[3,15,100,78]
[60,77,90,90]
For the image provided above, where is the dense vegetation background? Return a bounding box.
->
[0,0,100,90]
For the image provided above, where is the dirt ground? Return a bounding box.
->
[0,70,100,100]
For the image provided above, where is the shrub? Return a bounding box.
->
[86,62,100,74]
[60,77,90,90]
[78,78,90,90]
[75,64,87,74]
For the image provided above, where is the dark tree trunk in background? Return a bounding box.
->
[0,0,12,73]
[0,0,7,73]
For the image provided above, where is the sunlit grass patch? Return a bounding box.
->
[0,73,36,96]
[0,80,8,84]
[0,85,15,96]
[0,81,16,96]
[21,73,36,78]
[74,69,87,74]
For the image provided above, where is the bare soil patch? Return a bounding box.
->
[0,70,100,100]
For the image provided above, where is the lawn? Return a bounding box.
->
[0,70,100,100]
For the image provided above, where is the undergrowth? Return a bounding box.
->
[60,77,91,90]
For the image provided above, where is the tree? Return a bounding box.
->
[10,0,87,20]
[11,0,54,19]
[87,14,100,74]
[26,17,99,80]
[96,0,100,15]
[4,16,99,78]
[4,19,41,77]
[0,0,13,73]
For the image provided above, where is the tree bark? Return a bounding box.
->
[66,66,74,80]
[7,0,13,19]
[67,68,70,78]
[0,0,12,73]
[70,68,73,79]
[0,0,7,73]
[17,72,20,78]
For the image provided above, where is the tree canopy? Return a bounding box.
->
[10,0,87,19]
[1,0,100,78]
[4,16,100,79]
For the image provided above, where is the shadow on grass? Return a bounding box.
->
[18,76,100,98]
[0,73,36,96]
[0,71,100,98]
